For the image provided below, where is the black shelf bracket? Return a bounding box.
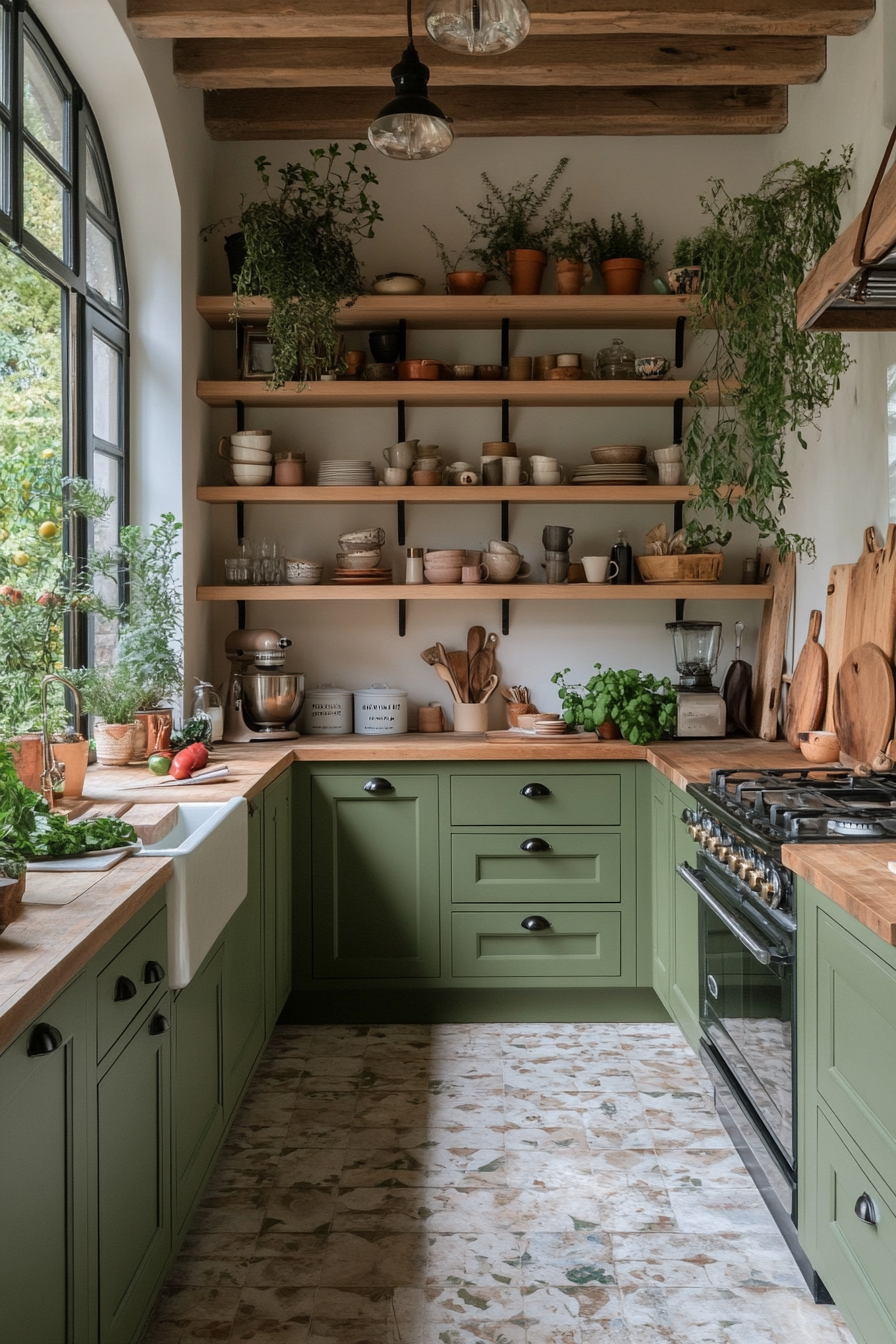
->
[500,317,510,369]
[398,599,406,637]
[501,499,509,542]
[397,499,406,547]
[502,598,510,636]
[673,499,684,533]
[501,397,510,443]
[397,397,406,444]
[398,317,407,362]
[237,598,246,630]
[673,397,684,445]
[675,599,685,621]
[236,501,245,543]
[674,315,686,369]
[235,398,245,433]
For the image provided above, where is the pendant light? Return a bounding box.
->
[368,0,454,161]
[424,0,530,55]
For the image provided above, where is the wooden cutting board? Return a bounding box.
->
[784,610,827,749]
[865,524,896,663]
[751,546,796,740]
[842,526,884,658]
[834,643,896,767]
[823,561,855,731]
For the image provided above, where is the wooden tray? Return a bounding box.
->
[636,553,723,583]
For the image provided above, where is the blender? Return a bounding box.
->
[223,628,306,743]
[666,620,727,738]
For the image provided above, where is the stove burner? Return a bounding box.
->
[827,817,886,837]
[695,765,896,846]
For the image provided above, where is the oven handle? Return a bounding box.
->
[676,863,785,966]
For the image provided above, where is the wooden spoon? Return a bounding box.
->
[433,661,463,704]
[448,649,469,703]
[478,674,499,704]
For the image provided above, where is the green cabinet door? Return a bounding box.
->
[0,975,89,1344]
[97,994,171,1344]
[173,944,225,1235]
[264,769,293,1029]
[224,798,267,1116]
[651,770,673,1008]
[311,772,440,979]
[451,830,622,904]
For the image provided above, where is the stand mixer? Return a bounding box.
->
[223,628,306,743]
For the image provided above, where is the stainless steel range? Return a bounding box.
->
[678,765,896,1304]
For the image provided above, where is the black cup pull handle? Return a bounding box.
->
[521,916,552,932]
[149,1014,170,1036]
[364,777,395,794]
[114,975,138,1002]
[28,1023,63,1056]
[855,1193,878,1226]
[520,837,552,853]
[143,960,165,985]
[520,783,552,799]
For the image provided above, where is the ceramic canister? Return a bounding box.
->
[304,685,354,735]
[353,684,408,735]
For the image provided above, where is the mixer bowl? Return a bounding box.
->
[241,673,305,729]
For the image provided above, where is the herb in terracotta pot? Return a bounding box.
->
[588,213,661,296]
[549,219,593,295]
[423,224,490,295]
[552,664,677,743]
[459,159,571,296]
[67,665,144,766]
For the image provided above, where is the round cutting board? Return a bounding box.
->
[784,609,827,750]
[833,642,895,766]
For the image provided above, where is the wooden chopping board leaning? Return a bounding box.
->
[833,642,896,773]
[784,610,827,750]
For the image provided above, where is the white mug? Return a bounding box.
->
[231,430,273,450]
[383,441,418,469]
[582,555,619,583]
[384,467,408,485]
[501,458,529,486]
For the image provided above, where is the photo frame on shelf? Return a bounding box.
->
[241,326,276,380]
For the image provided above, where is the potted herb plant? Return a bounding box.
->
[552,664,677,743]
[588,213,661,296]
[459,159,571,296]
[68,664,144,765]
[668,233,708,295]
[549,218,593,295]
[422,224,490,295]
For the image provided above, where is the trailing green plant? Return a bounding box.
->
[0,738,136,860]
[171,716,212,751]
[588,213,661,269]
[551,664,677,743]
[213,145,381,388]
[458,159,571,279]
[422,224,480,275]
[67,663,146,725]
[672,231,711,269]
[549,216,592,264]
[684,150,854,559]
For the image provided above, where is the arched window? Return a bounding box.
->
[0,0,128,727]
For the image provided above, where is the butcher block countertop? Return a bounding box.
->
[783,844,896,947]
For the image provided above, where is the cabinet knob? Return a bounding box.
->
[114,975,138,1002]
[27,1023,62,1056]
[520,837,552,853]
[520,782,552,799]
[363,777,394,794]
[149,1014,170,1035]
[521,916,552,932]
[855,1193,878,1226]
[143,960,165,985]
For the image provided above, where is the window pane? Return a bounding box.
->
[24,35,66,165]
[92,333,120,445]
[0,7,9,111]
[24,148,67,258]
[0,123,9,216]
[87,218,120,307]
[91,450,120,667]
[86,137,109,215]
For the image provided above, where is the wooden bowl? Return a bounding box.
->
[798,731,841,764]
[398,360,441,380]
[590,445,647,464]
[636,553,723,584]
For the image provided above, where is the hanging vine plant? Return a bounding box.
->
[684,150,854,559]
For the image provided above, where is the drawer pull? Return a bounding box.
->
[855,1193,879,1226]
[363,777,394,794]
[114,975,138,1002]
[143,960,165,985]
[27,1023,62,1057]
[520,837,552,853]
[521,916,552,932]
[520,782,552,799]
[149,1014,170,1036]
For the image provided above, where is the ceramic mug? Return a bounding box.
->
[383,440,418,469]
[481,456,503,486]
[484,557,531,582]
[582,555,620,583]
[384,467,408,485]
[502,458,528,485]
[231,430,273,451]
[544,558,569,584]
[462,563,488,584]
[543,525,574,550]
[532,471,563,485]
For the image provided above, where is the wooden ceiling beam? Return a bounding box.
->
[130,0,873,40]
[175,34,824,88]
[204,84,788,138]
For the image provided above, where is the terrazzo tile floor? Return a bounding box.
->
[140,1021,856,1344]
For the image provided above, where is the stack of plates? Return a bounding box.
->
[317,459,377,486]
[332,568,393,585]
[572,464,648,485]
[532,720,569,736]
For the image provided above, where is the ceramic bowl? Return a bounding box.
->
[231,464,272,485]
[590,444,647,465]
[364,362,397,380]
[487,540,520,554]
[653,445,683,462]
[424,567,462,585]
[476,364,503,380]
[426,549,466,561]
[339,528,386,549]
[452,364,476,379]
[228,444,273,465]
[483,556,523,583]
[336,550,381,569]
[398,360,441,380]
[798,731,841,764]
[548,366,584,380]
[635,356,670,380]
[373,272,426,295]
[284,558,323,586]
[532,471,562,485]
[413,470,442,486]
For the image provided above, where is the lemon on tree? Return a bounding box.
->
[38,520,58,539]
[12,551,29,567]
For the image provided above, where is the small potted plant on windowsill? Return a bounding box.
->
[549,218,593,295]
[459,159,571,296]
[68,664,143,765]
[423,224,492,295]
[668,232,708,295]
[588,213,661,296]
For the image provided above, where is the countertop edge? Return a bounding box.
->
[785,844,896,947]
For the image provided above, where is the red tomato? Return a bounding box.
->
[169,743,209,779]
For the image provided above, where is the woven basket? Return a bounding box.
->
[94,722,136,766]
[636,553,724,584]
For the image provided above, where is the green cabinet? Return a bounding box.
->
[449,771,622,827]
[173,944,225,1234]
[311,772,440,980]
[450,831,622,905]
[451,908,622,979]
[223,796,266,1116]
[264,768,294,1028]
[0,975,90,1344]
[649,769,673,1006]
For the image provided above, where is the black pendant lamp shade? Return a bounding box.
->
[368,2,454,159]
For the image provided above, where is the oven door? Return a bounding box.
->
[677,858,795,1166]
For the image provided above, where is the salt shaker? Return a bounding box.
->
[405,547,424,584]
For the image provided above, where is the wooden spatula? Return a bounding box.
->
[448,650,469,702]
[433,661,463,704]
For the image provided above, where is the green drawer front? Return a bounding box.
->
[816,909,896,1186]
[96,907,168,1062]
[450,772,621,827]
[451,909,622,979]
[814,1109,896,1344]
[451,831,621,904]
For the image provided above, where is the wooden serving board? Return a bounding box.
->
[834,643,896,767]
[784,610,827,749]
[842,526,884,659]
[751,546,796,741]
[824,561,855,731]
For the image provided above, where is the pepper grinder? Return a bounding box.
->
[405,547,424,584]
[610,529,633,584]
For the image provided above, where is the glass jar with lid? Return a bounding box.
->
[594,338,636,380]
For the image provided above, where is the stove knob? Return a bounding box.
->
[726,852,740,873]
[758,880,774,904]
[687,823,701,841]
[747,869,762,890]
[716,845,731,862]
[735,857,753,881]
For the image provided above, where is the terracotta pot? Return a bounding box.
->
[508,248,547,296]
[8,734,43,793]
[595,720,622,739]
[446,270,489,296]
[0,873,25,934]
[555,259,592,296]
[94,722,136,766]
[667,265,701,295]
[600,258,645,296]
[51,740,89,798]
[133,709,173,761]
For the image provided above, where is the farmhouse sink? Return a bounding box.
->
[140,798,248,988]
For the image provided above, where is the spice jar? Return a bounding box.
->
[273,452,305,486]
[595,338,636,380]
[405,547,424,584]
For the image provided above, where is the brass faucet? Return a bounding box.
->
[39,674,83,808]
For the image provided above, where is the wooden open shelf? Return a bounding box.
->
[198,293,704,332]
[197,484,711,505]
[197,378,724,410]
[198,583,771,603]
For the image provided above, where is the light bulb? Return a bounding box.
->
[368,112,455,161]
[424,0,530,54]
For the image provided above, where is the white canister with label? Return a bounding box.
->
[353,684,408,735]
[304,685,354,735]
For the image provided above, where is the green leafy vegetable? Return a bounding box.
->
[552,664,677,744]
[0,739,136,861]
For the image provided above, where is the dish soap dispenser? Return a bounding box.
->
[610,529,632,585]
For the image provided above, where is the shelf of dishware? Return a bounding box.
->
[197,293,708,333]
[197,484,721,505]
[197,379,729,410]
[197,583,771,603]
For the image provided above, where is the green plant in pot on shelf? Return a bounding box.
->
[552,664,677,744]
[683,149,853,559]
[668,230,711,295]
[422,224,492,295]
[458,158,571,296]
[586,213,661,296]
[549,217,594,296]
